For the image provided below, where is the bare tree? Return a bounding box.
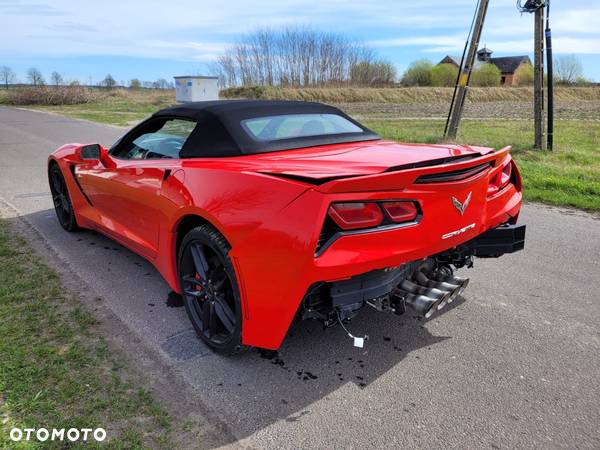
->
[27,67,45,87]
[153,78,168,89]
[100,74,116,89]
[216,26,392,88]
[350,60,397,86]
[554,55,583,85]
[50,71,63,87]
[0,66,15,89]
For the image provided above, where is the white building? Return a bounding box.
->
[174,76,219,103]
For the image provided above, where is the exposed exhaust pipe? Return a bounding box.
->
[444,275,469,296]
[415,271,459,292]
[400,280,452,310]
[392,290,440,319]
[432,267,470,299]
[414,271,462,304]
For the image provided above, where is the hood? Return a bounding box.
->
[242,140,495,180]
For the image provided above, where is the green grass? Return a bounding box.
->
[0,221,172,448]
[365,119,600,212]
[28,89,175,126]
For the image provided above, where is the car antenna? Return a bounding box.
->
[336,310,368,348]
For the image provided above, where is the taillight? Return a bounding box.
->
[487,159,513,196]
[328,202,384,230]
[381,201,418,223]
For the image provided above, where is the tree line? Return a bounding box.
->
[214,26,396,87]
[0,40,590,91]
[0,67,174,90]
[400,55,588,87]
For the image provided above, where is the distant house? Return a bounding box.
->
[439,48,531,86]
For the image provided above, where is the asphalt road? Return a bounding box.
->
[1,106,599,449]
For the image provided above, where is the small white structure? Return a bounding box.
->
[174,76,219,103]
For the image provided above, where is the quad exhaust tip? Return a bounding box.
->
[437,274,469,303]
[415,271,461,300]
[392,267,470,319]
[393,291,440,319]
[400,280,451,311]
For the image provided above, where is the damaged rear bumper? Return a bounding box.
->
[303,223,527,324]
[445,223,526,259]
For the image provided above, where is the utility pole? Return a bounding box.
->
[545,0,554,150]
[533,5,546,149]
[446,0,490,140]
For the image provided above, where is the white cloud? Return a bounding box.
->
[426,37,600,55]
[0,0,598,61]
[368,35,466,49]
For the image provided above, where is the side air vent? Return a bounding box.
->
[69,164,94,206]
[315,216,339,255]
[415,162,492,184]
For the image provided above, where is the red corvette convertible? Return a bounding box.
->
[48,100,525,354]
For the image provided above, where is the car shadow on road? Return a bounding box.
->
[211,298,462,442]
[14,208,464,447]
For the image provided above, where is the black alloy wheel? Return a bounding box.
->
[49,164,78,231]
[178,225,244,354]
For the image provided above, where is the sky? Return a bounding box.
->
[1,0,599,84]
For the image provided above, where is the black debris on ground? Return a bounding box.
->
[166,291,184,307]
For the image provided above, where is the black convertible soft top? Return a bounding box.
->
[152,100,379,157]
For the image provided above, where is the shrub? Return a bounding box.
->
[472,63,501,87]
[431,64,459,87]
[220,85,266,99]
[4,86,97,105]
[575,77,591,86]
[401,60,433,86]
[350,60,397,86]
[514,62,534,86]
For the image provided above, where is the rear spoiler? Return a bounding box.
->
[315,146,512,194]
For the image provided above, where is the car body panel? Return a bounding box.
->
[49,133,522,350]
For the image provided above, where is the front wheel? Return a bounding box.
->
[178,225,245,355]
[48,164,79,232]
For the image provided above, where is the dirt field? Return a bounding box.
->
[340,99,600,120]
[223,86,600,121]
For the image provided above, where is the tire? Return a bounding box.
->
[178,225,246,355]
[48,163,79,232]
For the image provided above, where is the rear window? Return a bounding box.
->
[241,114,364,142]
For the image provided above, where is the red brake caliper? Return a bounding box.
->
[195,274,203,293]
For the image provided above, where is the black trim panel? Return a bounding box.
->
[69,165,93,206]
[468,223,526,257]
[385,154,480,172]
[415,162,492,184]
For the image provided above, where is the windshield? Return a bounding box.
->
[241,114,364,142]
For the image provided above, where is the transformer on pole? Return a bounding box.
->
[518,0,554,150]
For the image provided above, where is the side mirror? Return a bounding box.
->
[78,143,105,161]
[77,143,116,168]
